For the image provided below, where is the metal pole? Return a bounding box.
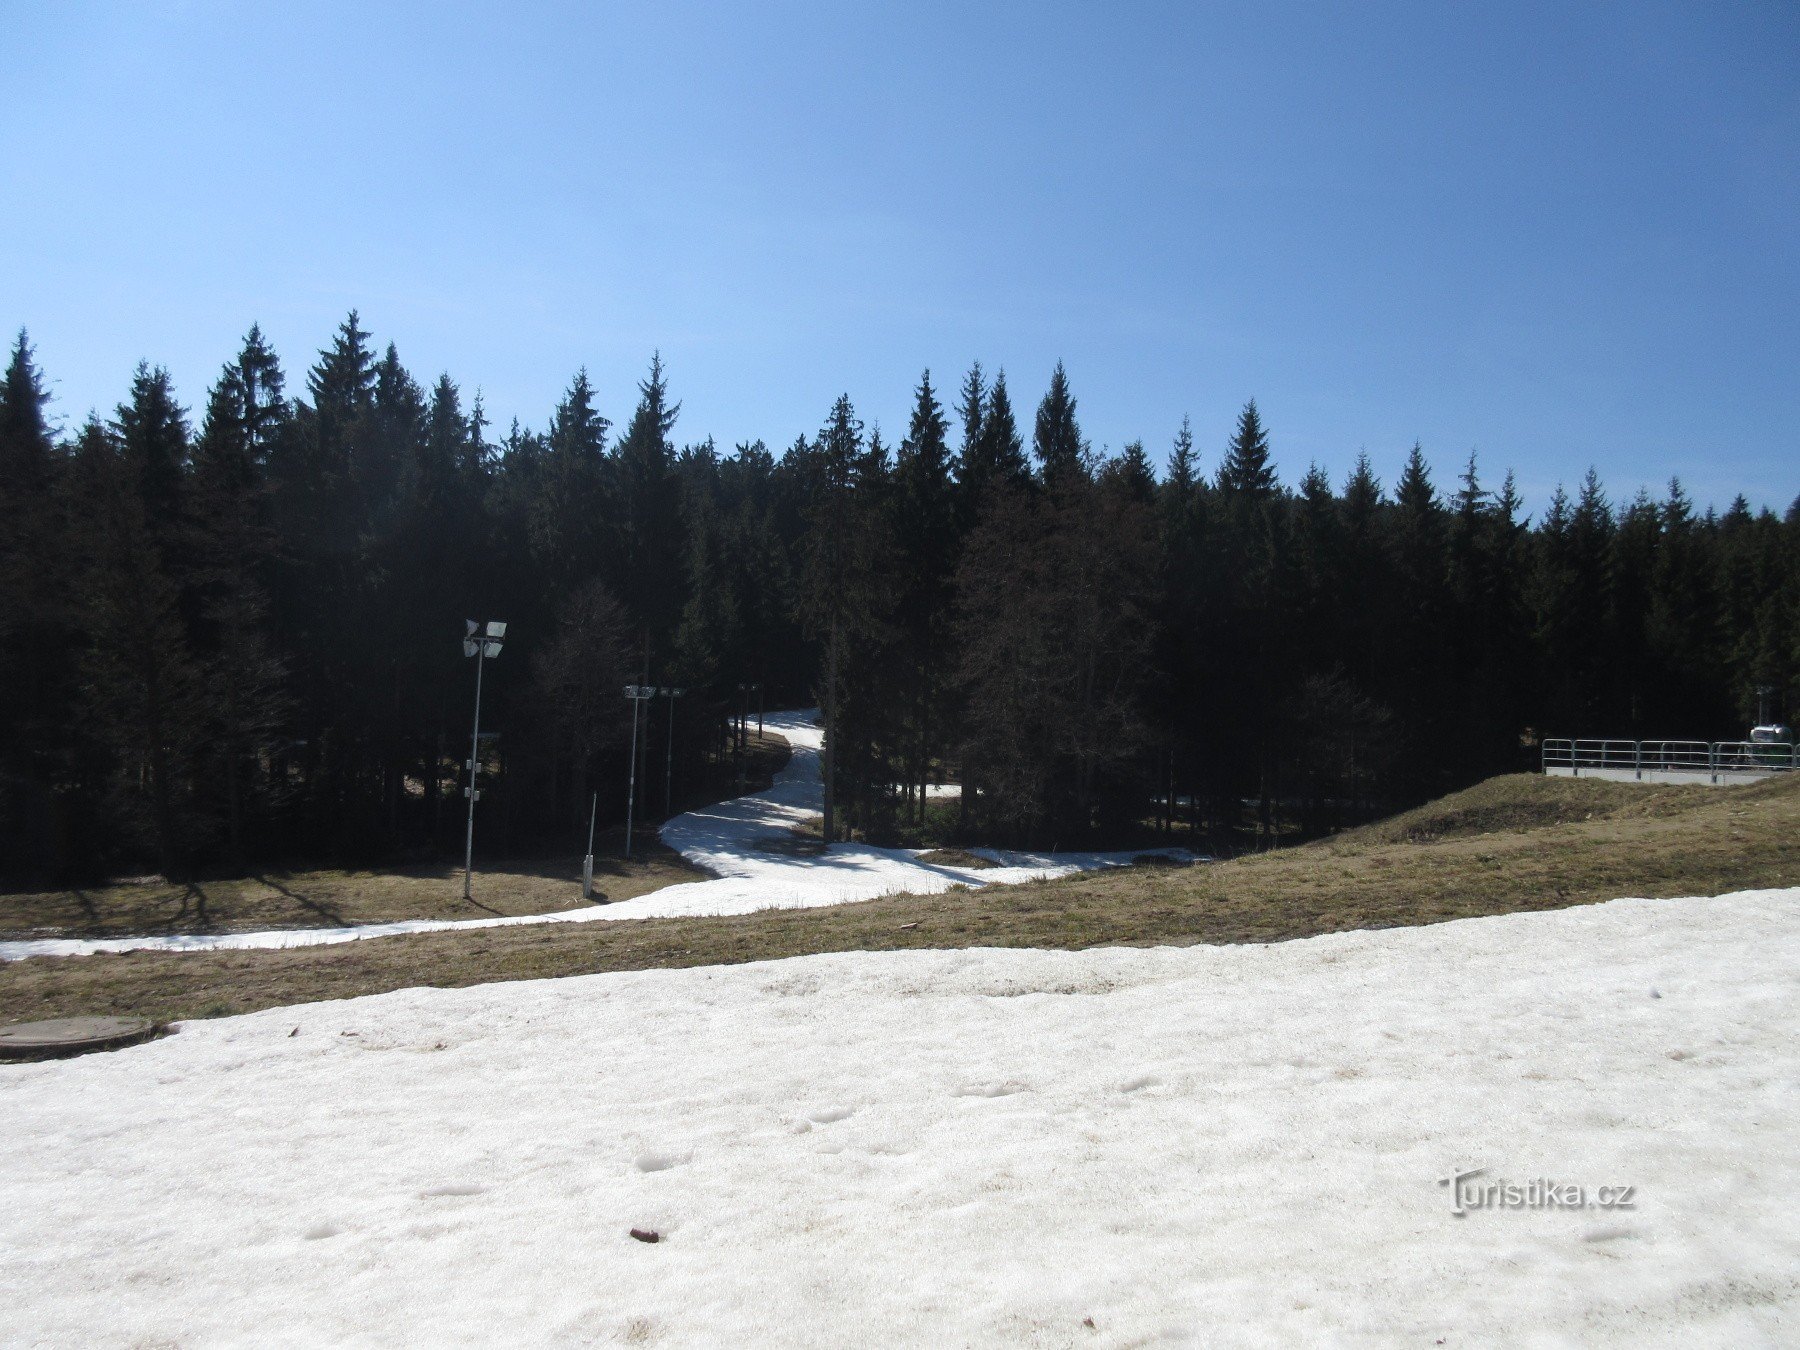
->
[625,694,641,859]
[462,644,485,901]
[664,690,676,816]
[582,792,597,899]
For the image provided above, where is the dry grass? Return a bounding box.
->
[0,731,792,941]
[3,770,1796,1027]
[0,841,706,941]
[916,848,1000,870]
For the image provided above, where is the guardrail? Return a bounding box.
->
[1542,738,1798,782]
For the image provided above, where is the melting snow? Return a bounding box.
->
[3,887,1798,1344]
[0,710,1187,961]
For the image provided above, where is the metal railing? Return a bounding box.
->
[1542,738,1798,782]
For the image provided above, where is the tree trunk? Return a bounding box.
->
[822,618,840,844]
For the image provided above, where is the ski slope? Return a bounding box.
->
[0,710,1186,961]
[3,887,1796,1345]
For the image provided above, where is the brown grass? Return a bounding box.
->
[0,730,792,941]
[916,848,1000,870]
[0,841,704,941]
[3,770,1796,1028]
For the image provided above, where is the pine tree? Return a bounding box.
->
[974,371,1029,493]
[893,370,959,818]
[800,395,893,842]
[1533,470,1617,731]
[308,311,378,426]
[0,331,73,877]
[0,329,59,521]
[1338,452,1387,690]
[190,350,290,867]
[532,368,610,590]
[231,323,287,459]
[366,342,424,527]
[0,330,62,640]
[1102,441,1158,505]
[1211,400,1283,838]
[1216,399,1276,499]
[72,417,205,876]
[1032,361,1085,491]
[281,311,377,564]
[958,365,1030,517]
[112,363,191,543]
[1166,415,1197,497]
[611,353,685,660]
[1646,478,1719,727]
[1288,463,1342,670]
[956,460,1155,843]
[955,361,985,463]
[1387,443,1451,793]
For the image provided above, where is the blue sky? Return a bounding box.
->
[4,1,1796,515]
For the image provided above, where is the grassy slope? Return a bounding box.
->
[3,771,1796,1026]
[0,732,791,941]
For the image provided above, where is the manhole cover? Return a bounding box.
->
[0,1016,158,1061]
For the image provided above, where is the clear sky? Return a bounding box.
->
[4,1,1796,515]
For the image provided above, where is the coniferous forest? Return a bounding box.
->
[1,316,1795,883]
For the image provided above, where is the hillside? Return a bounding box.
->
[4,772,1797,1026]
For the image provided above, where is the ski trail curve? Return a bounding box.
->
[0,710,1190,961]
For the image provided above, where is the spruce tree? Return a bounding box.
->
[1216,399,1276,499]
[190,354,289,868]
[893,370,958,817]
[805,398,862,842]
[112,363,191,544]
[1166,415,1197,497]
[611,353,685,658]
[72,416,204,876]
[958,366,1029,517]
[955,361,985,463]
[532,368,610,590]
[1032,361,1085,491]
[0,331,72,877]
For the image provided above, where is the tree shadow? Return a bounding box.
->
[256,876,347,927]
[168,882,213,931]
[68,890,101,924]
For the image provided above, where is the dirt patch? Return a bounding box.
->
[753,832,829,858]
[917,848,999,870]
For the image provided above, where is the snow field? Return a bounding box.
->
[0,710,1186,962]
[2,887,1797,1345]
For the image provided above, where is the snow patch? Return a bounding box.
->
[5,889,1797,1343]
[1,709,1193,961]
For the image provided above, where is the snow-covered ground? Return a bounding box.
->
[0,710,1184,961]
[4,887,1797,1345]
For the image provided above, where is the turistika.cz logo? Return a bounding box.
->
[1440,1168,1637,1217]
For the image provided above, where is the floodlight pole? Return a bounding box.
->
[582,792,597,899]
[461,620,506,902]
[625,687,645,859]
[462,641,486,901]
